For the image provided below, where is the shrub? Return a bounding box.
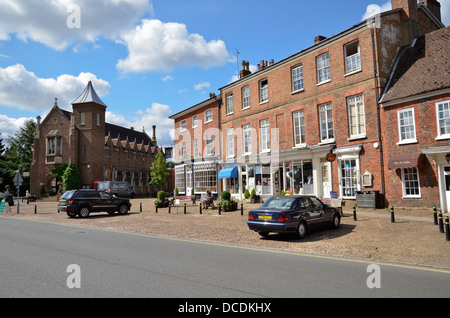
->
[250,188,256,199]
[175,187,179,196]
[221,190,231,201]
[244,189,250,199]
[281,189,285,196]
[157,190,166,200]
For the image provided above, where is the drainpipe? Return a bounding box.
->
[370,22,386,207]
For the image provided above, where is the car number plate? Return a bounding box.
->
[60,201,65,205]
[258,215,272,220]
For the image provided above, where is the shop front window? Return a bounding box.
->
[340,159,359,198]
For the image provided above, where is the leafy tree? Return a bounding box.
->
[62,163,80,191]
[150,153,169,191]
[0,120,36,193]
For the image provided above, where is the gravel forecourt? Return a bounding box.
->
[2,197,450,270]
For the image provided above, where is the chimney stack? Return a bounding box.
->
[314,35,327,44]
[391,0,418,21]
[239,60,251,78]
[419,0,442,22]
[152,125,156,142]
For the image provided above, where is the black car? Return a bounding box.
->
[247,195,341,239]
[58,189,132,218]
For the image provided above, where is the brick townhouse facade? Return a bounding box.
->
[172,0,444,206]
[380,26,450,210]
[30,81,162,196]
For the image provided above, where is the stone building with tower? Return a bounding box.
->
[30,81,162,196]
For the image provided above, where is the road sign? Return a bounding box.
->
[13,171,23,187]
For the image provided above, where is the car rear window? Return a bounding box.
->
[61,190,75,199]
[260,197,297,210]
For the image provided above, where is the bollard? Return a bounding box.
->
[439,210,444,233]
[184,203,186,214]
[353,205,357,221]
[445,216,450,241]
[34,205,37,214]
[241,203,243,216]
[199,204,202,215]
[433,206,438,225]
[219,205,221,215]
[156,205,158,214]
[168,205,171,214]
[140,202,142,213]
[390,206,395,223]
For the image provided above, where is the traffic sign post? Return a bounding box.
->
[13,171,23,214]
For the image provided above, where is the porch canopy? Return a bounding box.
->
[387,153,421,170]
[218,166,238,179]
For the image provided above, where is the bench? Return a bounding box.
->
[171,195,196,206]
[320,197,343,215]
[22,195,38,203]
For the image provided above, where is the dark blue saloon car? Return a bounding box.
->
[247,195,341,238]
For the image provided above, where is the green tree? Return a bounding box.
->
[150,153,169,191]
[62,163,80,191]
[0,120,36,193]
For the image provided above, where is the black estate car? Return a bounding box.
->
[247,195,341,239]
[58,189,132,218]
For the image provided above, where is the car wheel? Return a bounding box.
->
[258,231,270,238]
[331,213,340,229]
[107,210,115,216]
[78,206,90,218]
[296,221,307,239]
[67,211,77,218]
[118,204,129,215]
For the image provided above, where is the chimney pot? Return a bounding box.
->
[314,35,327,44]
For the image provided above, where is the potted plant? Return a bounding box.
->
[244,189,250,200]
[154,190,169,207]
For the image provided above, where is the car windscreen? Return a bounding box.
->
[260,197,297,210]
[61,190,76,199]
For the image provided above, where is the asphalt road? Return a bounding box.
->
[1,217,449,299]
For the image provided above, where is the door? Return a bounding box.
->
[321,161,331,198]
[444,167,450,212]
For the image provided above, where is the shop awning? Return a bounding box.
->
[388,153,421,170]
[218,166,238,179]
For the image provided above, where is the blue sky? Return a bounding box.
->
[0,0,448,147]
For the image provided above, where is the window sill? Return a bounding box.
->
[225,112,234,116]
[291,89,304,95]
[435,135,450,141]
[402,195,422,199]
[259,100,269,106]
[319,139,335,145]
[316,79,331,87]
[348,135,367,141]
[242,106,250,111]
[344,69,362,77]
[397,139,418,146]
[293,143,307,149]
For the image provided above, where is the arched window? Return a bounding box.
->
[80,112,85,125]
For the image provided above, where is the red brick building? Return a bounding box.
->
[217,0,443,204]
[170,0,444,206]
[380,26,450,210]
[169,94,222,195]
[30,81,162,196]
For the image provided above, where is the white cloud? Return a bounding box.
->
[0,0,152,51]
[116,19,229,73]
[441,0,450,26]
[106,102,174,147]
[362,2,392,21]
[161,75,173,82]
[194,81,211,91]
[0,114,34,143]
[0,64,110,111]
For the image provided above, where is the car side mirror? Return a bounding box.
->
[323,204,329,208]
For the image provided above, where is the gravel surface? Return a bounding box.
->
[3,198,450,270]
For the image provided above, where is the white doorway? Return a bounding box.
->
[444,167,450,212]
[321,160,331,198]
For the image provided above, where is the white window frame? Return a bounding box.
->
[293,110,306,146]
[192,115,198,128]
[260,119,270,152]
[80,112,85,125]
[436,100,450,139]
[226,128,234,158]
[242,86,250,109]
[401,167,421,198]
[347,94,366,138]
[344,41,361,74]
[180,119,187,132]
[397,107,417,144]
[180,141,187,160]
[242,124,252,155]
[319,102,334,142]
[205,134,214,156]
[193,138,199,158]
[259,79,268,103]
[292,65,304,92]
[316,53,330,84]
[226,93,234,114]
[205,109,213,123]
